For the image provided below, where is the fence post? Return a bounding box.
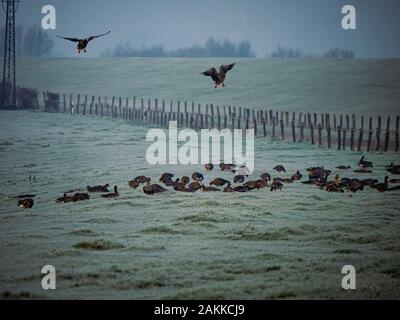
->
[367,117,373,152]
[376,116,382,151]
[291,121,296,142]
[396,116,400,152]
[338,127,341,150]
[384,116,391,152]
[310,123,315,145]
[357,116,364,151]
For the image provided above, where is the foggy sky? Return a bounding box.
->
[11,0,400,58]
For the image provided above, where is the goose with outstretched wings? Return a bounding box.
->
[201,63,235,88]
[56,31,111,54]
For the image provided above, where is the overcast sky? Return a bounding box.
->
[13,0,400,58]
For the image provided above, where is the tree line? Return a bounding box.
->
[268,45,355,59]
[101,37,256,58]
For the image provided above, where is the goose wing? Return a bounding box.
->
[56,36,80,42]
[86,30,111,42]
[219,63,235,76]
[201,67,219,82]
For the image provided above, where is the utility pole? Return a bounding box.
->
[1,0,19,109]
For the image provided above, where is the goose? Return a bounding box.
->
[101,186,119,198]
[143,183,167,195]
[273,165,286,173]
[56,30,111,54]
[210,178,230,187]
[291,171,302,180]
[244,180,258,190]
[56,193,74,203]
[387,167,400,175]
[273,177,294,183]
[173,181,187,192]
[192,172,204,182]
[134,176,151,184]
[325,184,344,193]
[233,185,250,192]
[234,175,246,183]
[223,183,234,192]
[87,184,109,192]
[358,156,373,168]
[188,181,202,191]
[361,179,378,187]
[348,179,364,193]
[128,179,140,189]
[260,173,271,181]
[371,176,389,192]
[164,178,180,187]
[201,185,221,192]
[180,176,190,185]
[159,173,174,183]
[18,198,34,209]
[270,181,283,191]
[205,163,214,171]
[73,192,90,202]
[201,63,235,88]
[219,163,235,171]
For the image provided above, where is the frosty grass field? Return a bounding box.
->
[0,58,399,299]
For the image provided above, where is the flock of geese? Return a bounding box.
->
[16,157,400,209]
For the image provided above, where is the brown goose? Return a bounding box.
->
[361,179,378,187]
[291,171,302,180]
[201,185,221,192]
[348,179,364,193]
[143,183,167,195]
[371,176,389,192]
[188,181,202,191]
[73,192,90,202]
[173,181,187,192]
[56,30,111,54]
[358,156,373,168]
[192,172,204,182]
[56,193,75,203]
[18,198,34,209]
[219,163,235,171]
[210,178,230,187]
[201,63,235,88]
[270,181,283,191]
[234,175,246,183]
[233,185,250,192]
[205,163,214,171]
[223,183,234,192]
[159,173,174,183]
[180,176,190,185]
[135,176,151,184]
[128,179,140,189]
[273,165,286,173]
[101,186,119,198]
[260,173,271,181]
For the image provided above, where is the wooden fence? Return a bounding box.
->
[42,91,400,153]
